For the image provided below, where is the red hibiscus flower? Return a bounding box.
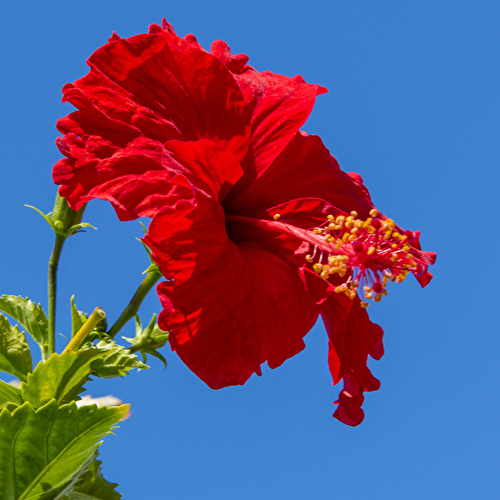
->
[53,19,436,426]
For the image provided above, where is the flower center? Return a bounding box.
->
[274,209,422,308]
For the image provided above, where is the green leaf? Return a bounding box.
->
[0,296,48,354]
[123,314,169,368]
[21,351,107,408]
[70,297,88,339]
[0,380,22,411]
[0,400,129,500]
[0,315,33,381]
[37,449,99,500]
[87,341,148,378]
[63,456,121,500]
[22,346,147,409]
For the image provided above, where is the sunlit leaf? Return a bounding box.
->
[0,296,48,355]
[21,345,147,409]
[37,449,99,500]
[0,315,32,381]
[85,340,148,379]
[0,380,22,411]
[63,455,122,500]
[123,314,168,368]
[21,351,105,408]
[70,297,88,339]
[0,400,128,500]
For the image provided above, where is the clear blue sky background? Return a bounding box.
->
[1,1,498,498]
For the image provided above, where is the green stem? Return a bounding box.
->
[47,234,66,359]
[107,270,163,339]
[46,193,86,359]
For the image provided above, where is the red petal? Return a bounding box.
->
[226,197,345,265]
[338,389,365,412]
[144,191,322,390]
[333,406,365,427]
[163,140,244,203]
[233,69,326,174]
[87,34,251,159]
[54,29,253,213]
[322,295,384,392]
[298,267,334,305]
[211,40,327,193]
[347,172,375,206]
[226,132,374,218]
[53,134,196,219]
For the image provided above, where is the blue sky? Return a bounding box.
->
[1,1,499,498]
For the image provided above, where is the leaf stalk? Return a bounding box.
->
[107,269,163,339]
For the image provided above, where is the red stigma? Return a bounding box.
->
[353,242,365,253]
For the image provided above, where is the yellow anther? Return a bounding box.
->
[305,254,313,263]
[345,220,355,229]
[374,294,383,302]
[327,215,335,221]
[335,240,343,249]
[360,302,369,308]
[313,263,322,273]
[403,245,410,252]
[328,223,336,231]
[367,246,376,255]
[321,270,329,279]
[335,216,345,224]
[391,243,398,248]
[273,213,281,220]
[365,292,373,299]
[351,227,359,234]
[342,233,350,242]
[369,208,379,217]
[348,234,357,242]
[363,286,372,292]
[350,211,358,217]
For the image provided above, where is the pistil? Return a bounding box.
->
[299,209,422,307]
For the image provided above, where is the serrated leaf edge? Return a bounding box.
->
[15,401,129,500]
